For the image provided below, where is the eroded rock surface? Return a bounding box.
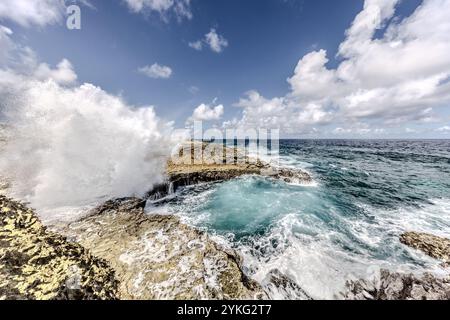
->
[400,232,450,267]
[262,269,312,300]
[342,269,450,300]
[59,198,267,300]
[0,196,119,300]
[148,142,312,200]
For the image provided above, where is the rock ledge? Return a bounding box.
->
[0,195,119,300]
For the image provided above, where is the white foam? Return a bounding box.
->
[0,79,174,222]
[209,199,450,300]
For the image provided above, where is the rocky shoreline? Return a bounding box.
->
[148,142,313,200]
[56,197,267,300]
[1,142,449,300]
[342,269,450,300]
[400,232,450,267]
[343,232,450,300]
[2,195,450,300]
[0,195,118,300]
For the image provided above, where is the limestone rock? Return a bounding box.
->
[262,269,312,300]
[400,232,450,266]
[342,269,450,300]
[0,196,119,300]
[59,198,268,300]
[148,142,312,200]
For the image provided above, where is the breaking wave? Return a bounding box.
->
[0,79,174,222]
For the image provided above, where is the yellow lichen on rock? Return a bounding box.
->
[0,195,119,300]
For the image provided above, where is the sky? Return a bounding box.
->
[1,0,450,138]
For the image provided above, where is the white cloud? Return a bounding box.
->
[0,25,13,64]
[188,40,203,51]
[138,63,173,79]
[33,59,77,85]
[124,0,192,21]
[0,25,77,86]
[0,0,65,27]
[189,28,228,53]
[332,126,385,136]
[0,1,94,27]
[405,127,418,133]
[227,90,332,134]
[187,103,224,123]
[436,126,450,133]
[227,0,450,135]
[205,28,228,53]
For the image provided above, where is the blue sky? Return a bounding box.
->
[1,0,450,138]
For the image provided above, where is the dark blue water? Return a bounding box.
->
[148,140,450,299]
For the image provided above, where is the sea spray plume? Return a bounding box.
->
[0,79,175,221]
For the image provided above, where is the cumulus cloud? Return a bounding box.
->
[227,90,332,134]
[188,40,203,51]
[189,28,228,53]
[0,0,95,27]
[124,0,192,21]
[0,0,65,27]
[187,102,224,123]
[138,63,173,79]
[436,125,450,133]
[33,59,77,85]
[228,0,450,135]
[0,25,77,86]
[0,25,174,219]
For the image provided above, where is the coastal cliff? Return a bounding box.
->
[0,196,118,300]
[1,141,449,300]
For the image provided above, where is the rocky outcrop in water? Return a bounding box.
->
[58,197,268,300]
[400,232,450,267]
[148,142,312,200]
[262,269,312,300]
[0,196,119,300]
[342,269,450,300]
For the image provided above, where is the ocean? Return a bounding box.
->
[147,139,450,299]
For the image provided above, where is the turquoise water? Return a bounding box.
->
[147,140,450,299]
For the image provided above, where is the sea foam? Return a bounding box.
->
[0,79,174,222]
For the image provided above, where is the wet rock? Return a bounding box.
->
[342,269,450,300]
[58,198,268,300]
[262,167,313,184]
[400,232,450,266]
[148,142,312,200]
[0,196,119,300]
[262,269,312,300]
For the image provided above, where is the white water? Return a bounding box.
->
[148,173,450,299]
[0,79,174,222]
[233,199,450,299]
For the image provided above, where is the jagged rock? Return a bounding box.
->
[262,269,312,300]
[400,232,450,267]
[0,196,119,300]
[148,142,312,200]
[262,167,313,184]
[58,198,268,300]
[342,269,450,300]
